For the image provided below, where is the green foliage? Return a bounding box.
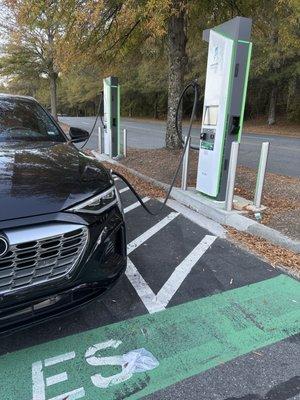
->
[0,0,299,122]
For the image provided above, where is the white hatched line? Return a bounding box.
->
[127,212,179,255]
[119,187,130,194]
[156,235,216,308]
[126,235,216,313]
[126,258,165,313]
[124,197,150,214]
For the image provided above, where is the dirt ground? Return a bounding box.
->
[243,116,300,137]
[120,148,300,241]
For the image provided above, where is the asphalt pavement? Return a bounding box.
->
[60,116,300,178]
[0,179,299,399]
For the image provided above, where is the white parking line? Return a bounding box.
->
[126,258,165,313]
[119,187,130,194]
[124,197,150,214]
[126,234,216,313]
[156,235,216,308]
[127,212,179,255]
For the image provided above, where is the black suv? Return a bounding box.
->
[0,94,126,333]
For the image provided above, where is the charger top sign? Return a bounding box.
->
[196,17,252,200]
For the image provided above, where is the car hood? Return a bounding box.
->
[0,142,112,221]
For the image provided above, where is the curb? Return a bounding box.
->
[170,187,300,254]
[92,151,300,254]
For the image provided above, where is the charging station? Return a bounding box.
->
[196,17,252,201]
[103,76,121,157]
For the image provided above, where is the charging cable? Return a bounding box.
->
[175,82,200,151]
[80,91,105,149]
[112,81,200,215]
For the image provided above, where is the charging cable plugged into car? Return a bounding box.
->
[80,17,253,214]
[112,81,199,216]
[82,80,200,216]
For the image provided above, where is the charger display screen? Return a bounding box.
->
[203,105,218,126]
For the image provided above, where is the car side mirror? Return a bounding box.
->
[69,127,89,143]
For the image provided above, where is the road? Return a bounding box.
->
[60,116,300,177]
[1,180,299,399]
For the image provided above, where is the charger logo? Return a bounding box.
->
[0,236,9,257]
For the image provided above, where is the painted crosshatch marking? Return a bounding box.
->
[0,274,299,400]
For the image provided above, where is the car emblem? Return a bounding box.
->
[0,236,9,257]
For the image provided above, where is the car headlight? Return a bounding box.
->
[67,186,122,214]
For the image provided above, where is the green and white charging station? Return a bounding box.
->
[196,17,252,201]
[103,76,121,157]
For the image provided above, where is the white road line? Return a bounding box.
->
[126,258,165,313]
[119,187,130,194]
[156,235,216,308]
[124,197,150,214]
[113,177,120,182]
[127,212,179,255]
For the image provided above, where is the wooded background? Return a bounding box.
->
[0,0,299,147]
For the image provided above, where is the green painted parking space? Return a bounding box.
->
[0,274,299,400]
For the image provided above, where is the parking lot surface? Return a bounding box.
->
[60,116,300,177]
[0,179,299,400]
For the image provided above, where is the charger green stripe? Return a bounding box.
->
[0,274,299,400]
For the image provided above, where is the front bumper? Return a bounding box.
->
[0,206,127,334]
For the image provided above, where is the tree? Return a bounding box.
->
[242,0,300,124]
[0,0,67,119]
[165,0,187,148]
[59,0,190,148]
[1,0,299,130]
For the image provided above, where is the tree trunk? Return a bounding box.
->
[49,71,58,120]
[154,93,158,119]
[267,26,278,126]
[267,86,277,125]
[166,0,187,149]
[287,76,300,122]
[48,30,58,120]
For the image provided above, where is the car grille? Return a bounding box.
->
[0,224,89,295]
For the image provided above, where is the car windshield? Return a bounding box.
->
[0,97,65,143]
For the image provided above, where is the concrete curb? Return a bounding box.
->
[171,188,300,254]
[92,151,300,254]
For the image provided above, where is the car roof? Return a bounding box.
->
[0,93,37,102]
